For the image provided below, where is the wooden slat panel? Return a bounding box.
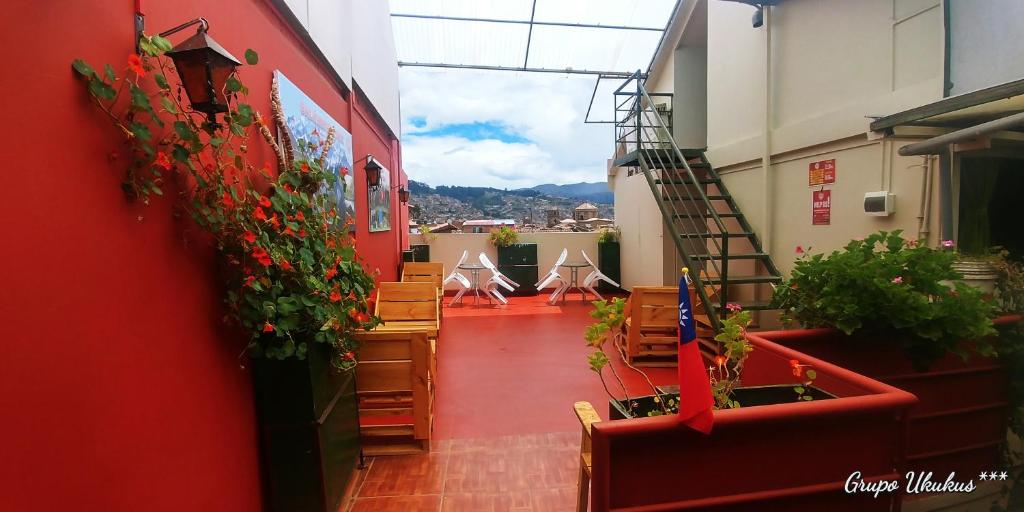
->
[357,361,412,392]
[378,301,437,321]
[378,281,437,301]
[358,407,414,417]
[641,306,677,326]
[411,334,431,440]
[356,337,412,361]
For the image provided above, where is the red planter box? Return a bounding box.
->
[589,336,917,511]
[755,316,1019,479]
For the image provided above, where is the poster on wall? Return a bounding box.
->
[273,71,355,231]
[812,189,831,225]
[808,159,836,186]
[368,162,391,232]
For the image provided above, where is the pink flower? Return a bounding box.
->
[907,239,918,248]
[941,240,955,249]
[795,246,805,254]
[726,302,742,312]
[892,276,903,284]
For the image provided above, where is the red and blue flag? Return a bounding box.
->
[677,273,714,434]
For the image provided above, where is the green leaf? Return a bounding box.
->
[244,49,259,65]
[154,73,170,90]
[72,59,96,78]
[229,121,245,137]
[235,103,253,126]
[209,137,225,147]
[152,35,173,53]
[139,37,158,57]
[130,84,153,112]
[226,76,242,93]
[805,369,817,380]
[174,121,197,142]
[104,64,117,83]
[172,144,191,164]
[129,122,152,141]
[150,184,163,196]
[87,78,117,100]
[160,96,178,114]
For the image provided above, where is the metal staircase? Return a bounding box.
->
[612,71,782,331]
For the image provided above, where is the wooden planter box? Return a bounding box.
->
[250,343,360,512]
[756,316,1021,479]
[589,335,916,511]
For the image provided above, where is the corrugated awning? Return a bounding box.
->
[871,78,1024,132]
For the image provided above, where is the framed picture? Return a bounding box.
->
[273,71,355,231]
[368,162,391,232]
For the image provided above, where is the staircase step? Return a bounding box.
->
[711,300,775,311]
[361,424,416,437]
[656,178,719,185]
[679,232,754,238]
[673,212,743,219]
[362,442,428,457]
[689,252,770,260]
[703,275,783,285]
[667,194,729,201]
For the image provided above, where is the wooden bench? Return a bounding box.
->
[355,330,434,455]
[574,401,601,512]
[621,286,711,367]
[401,262,444,316]
[373,281,440,338]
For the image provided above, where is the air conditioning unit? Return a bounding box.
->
[864,191,895,216]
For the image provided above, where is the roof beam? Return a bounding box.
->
[397,62,641,78]
[390,13,664,31]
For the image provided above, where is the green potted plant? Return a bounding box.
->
[406,224,435,262]
[767,230,1019,480]
[490,226,538,296]
[596,227,621,293]
[73,37,377,512]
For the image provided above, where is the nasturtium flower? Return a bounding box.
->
[295,211,305,222]
[300,162,310,174]
[221,191,235,209]
[330,290,342,302]
[258,196,272,208]
[268,213,280,230]
[714,355,727,367]
[326,267,337,280]
[262,322,274,333]
[253,207,268,221]
[283,226,294,237]
[127,53,145,76]
[243,231,256,244]
[252,247,272,267]
[154,151,172,170]
[278,259,292,271]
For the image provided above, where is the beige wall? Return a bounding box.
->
[720,136,942,277]
[610,170,668,289]
[409,232,602,291]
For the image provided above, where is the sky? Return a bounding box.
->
[398,68,615,189]
[390,0,677,190]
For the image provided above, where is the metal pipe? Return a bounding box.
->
[396,62,639,77]
[898,110,1024,156]
[922,155,934,243]
[761,6,772,254]
[390,13,664,31]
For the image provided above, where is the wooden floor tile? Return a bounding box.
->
[358,452,448,497]
[349,494,442,512]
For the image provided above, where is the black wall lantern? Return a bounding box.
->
[161,19,241,119]
[398,186,410,204]
[364,155,383,189]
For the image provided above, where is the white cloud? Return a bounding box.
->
[398,68,619,189]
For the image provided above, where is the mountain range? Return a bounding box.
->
[407,180,613,225]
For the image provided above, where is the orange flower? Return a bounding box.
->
[789,359,803,378]
[282,183,294,193]
[268,213,280,230]
[298,229,307,238]
[300,162,310,173]
[340,167,349,177]
[243,231,256,244]
[262,322,274,333]
[714,355,727,367]
[326,238,336,249]
[278,259,293,271]
[343,351,355,360]
[127,53,145,76]
[253,207,268,221]
[258,196,272,208]
[283,226,294,237]
[221,191,235,209]
[357,312,370,323]
[244,275,255,287]
[252,247,272,267]
[330,290,342,302]
[154,151,172,170]
[326,267,337,280]
[295,211,305,222]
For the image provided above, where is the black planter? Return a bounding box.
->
[410,244,430,262]
[251,343,360,512]
[497,243,538,296]
[608,385,836,420]
[597,241,621,293]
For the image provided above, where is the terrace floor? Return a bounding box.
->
[344,293,679,511]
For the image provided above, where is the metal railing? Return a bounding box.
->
[613,71,730,329]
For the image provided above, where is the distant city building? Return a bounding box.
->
[462,219,516,233]
[545,209,560,228]
[573,202,599,221]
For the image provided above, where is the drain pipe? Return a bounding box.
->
[914,155,934,243]
[761,5,773,254]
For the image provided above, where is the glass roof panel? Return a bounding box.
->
[532,0,677,29]
[390,0,535,21]
[392,17,529,68]
[525,25,664,73]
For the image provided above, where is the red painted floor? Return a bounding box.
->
[434,293,678,439]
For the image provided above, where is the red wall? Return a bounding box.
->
[0,1,405,510]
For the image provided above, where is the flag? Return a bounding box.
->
[677,273,714,434]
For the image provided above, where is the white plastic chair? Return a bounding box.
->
[444,250,473,305]
[535,248,568,304]
[479,252,519,305]
[581,249,620,301]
